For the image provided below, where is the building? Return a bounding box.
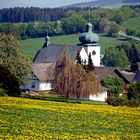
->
[30,21,101,91]
[23,21,138,102]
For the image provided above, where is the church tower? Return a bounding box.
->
[79,21,100,67]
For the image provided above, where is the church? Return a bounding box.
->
[33,21,100,66]
[30,21,101,91]
[23,20,137,102]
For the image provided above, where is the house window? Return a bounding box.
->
[31,82,35,88]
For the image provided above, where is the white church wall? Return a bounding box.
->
[89,91,107,102]
[87,45,101,67]
[80,47,88,64]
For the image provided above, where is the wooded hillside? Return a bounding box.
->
[0,6,140,39]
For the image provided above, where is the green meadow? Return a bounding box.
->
[123,17,140,34]
[20,34,131,59]
[19,16,140,59]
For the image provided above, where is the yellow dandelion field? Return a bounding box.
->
[0,97,140,139]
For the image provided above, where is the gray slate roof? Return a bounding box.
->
[33,44,82,63]
[120,70,136,83]
[95,67,136,84]
[95,67,117,80]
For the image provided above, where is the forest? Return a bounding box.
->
[0,7,94,23]
[0,6,140,39]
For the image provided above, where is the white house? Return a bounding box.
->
[89,91,108,102]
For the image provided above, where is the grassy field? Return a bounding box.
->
[0,97,140,139]
[20,34,131,59]
[123,17,140,34]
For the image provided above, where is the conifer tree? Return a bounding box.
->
[87,53,95,72]
[83,53,95,72]
[76,51,82,66]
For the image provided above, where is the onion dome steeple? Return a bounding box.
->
[79,19,99,44]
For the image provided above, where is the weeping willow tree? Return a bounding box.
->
[55,46,101,100]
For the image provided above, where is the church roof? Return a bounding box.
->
[79,22,99,44]
[33,44,82,63]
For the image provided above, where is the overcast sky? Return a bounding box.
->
[0,0,93,8]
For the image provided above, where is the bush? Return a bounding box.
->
[128,82,140,100]
[101,76,124,97]
[107,94,139,107]
[128,98,140,107]
[0,88,7,96]
[106,96,116,105]
[106,96,123,106]
[117,94,129,106]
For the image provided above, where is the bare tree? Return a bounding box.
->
[55,47,101,101]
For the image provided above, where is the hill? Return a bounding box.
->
[0,97,139,139]
[123,17,140,35]
[66,0,140,8]
[20,34,131,59]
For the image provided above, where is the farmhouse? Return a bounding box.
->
[24,21,138,102]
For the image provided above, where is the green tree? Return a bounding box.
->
[25,23,37,38]
[76,51,82,66]
[82,53,95,73]
[61,14,86,34]
[19,23,28,39]
[102,47,129,69]
[101,76,124,98]
[64,10,77,18]
[113,7,133,24]
[99,18,110,33]
[87,53,94,72]
[0,65,20,96]
[128,82,140,100]
[107,22,120,37]
[116,43,140,71]
[127,82,140,107]
[0,33,31,96]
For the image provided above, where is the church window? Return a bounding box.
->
[92,51,96,55]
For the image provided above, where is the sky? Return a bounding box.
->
[0,0,92,8]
